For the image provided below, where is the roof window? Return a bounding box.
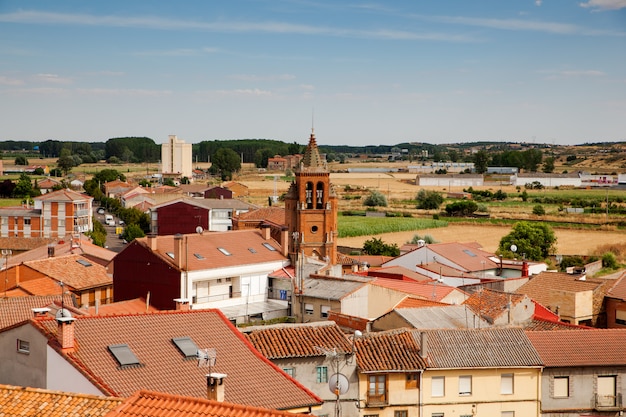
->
[76,259,92,267]
[217,247,231,256]
[108,344,141,368]
[172,336,199,359]
[166,252,175,259]
[248,248,257,253]
[194,253,205,260]
[462,249,477,257]
[262,243,277,251]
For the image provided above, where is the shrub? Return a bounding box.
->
[445,200,478,217]
[364,190,387,207]
[416,189,444,210]
[363,237,400,256]
[533,205,546,216]
[602,252,619,269]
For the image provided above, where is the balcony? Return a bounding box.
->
[594,393,622,411]
[268,287,291,301]
[75,209,90,217]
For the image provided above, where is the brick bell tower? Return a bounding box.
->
[284,129,338,264]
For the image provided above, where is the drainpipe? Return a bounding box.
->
[419,370,424,417]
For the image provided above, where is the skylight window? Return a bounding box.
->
[462,249,477,257]
[217,247,231,256]
[262,243,277,251]
[76,259,92,267]
[248,248,257,253]
[166,252,175,259]
[108,344,141,367]
[172,337,199,359]
[194,253,205,260]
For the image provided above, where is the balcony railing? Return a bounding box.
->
[366,393,387,407]
[594,393,622,410]
[75,209,90,217]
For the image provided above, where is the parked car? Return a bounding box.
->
[97,207,105,214]
[104,214,115,226]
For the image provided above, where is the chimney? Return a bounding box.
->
[261,224,271,241]
[419,332,428,358]
[206,373,227,402]
[147,234,158,251]
[280,227,289,257]
[57,316,76,351]
[173,234,187,270]
[174,298,190,311]
[48,245,55,257]
[32,307,51,319]
[521,261,529,277]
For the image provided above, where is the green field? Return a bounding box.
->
[338,214,448,238]
[0,198,23,207]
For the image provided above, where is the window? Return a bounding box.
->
[316,366,328,383]
[597,375,617,407]
[321,305,330,318]
[262,242,277,251]
[305,303,314,315]
[108,344,141,367]
[171,337,198,358]
[615,309,626,325]
[24,218,31,225]
[501,373,514,395]
[432,376,445,397]
[394,411,408,417]
[406,373,419,389]
[431,414,444,417]
[459,375,472,396]
[217,247,231,256]
[553,376,569,398]
[368,375,386,404]
[17,339,29,354]
[283,368,295,377]
[364,415,379,417]
[193,253,205,260]
[501,412,514,417]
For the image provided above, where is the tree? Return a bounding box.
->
[364,190,387,207]
[87,218,107,247]
[14,155,28,165]
[445,200,478,216]
[122,224,146,242]
[542,156,555,173]
[57,149,75,175]
[0,179,16,198]
[473,150,489,174]
[33,167,45,175]
[498,221,557,261]
[416,189,444,210]
[13,173,34,198]
[522,149,543,172]
[532,204,545,216]
[363,237,400,256]
[211,148,241,180]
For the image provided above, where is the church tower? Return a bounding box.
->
[284,129,338,264]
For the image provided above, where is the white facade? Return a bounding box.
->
[161,135,193,179]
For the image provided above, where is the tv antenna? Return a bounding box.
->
[197,347,217,371]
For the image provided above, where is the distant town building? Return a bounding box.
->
[161,134,192,180]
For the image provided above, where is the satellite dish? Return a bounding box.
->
[195,226,203,234]
[510,244,517,253]
[328,373,349,395]
[56,308,72,319]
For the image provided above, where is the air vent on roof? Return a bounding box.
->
[76,259,92,267]
[217,247,231,256]
[262,242,277,251]
[462,249,477,257]
[194,253,205,260]
[108,344,141,368]
[172,336,199,359]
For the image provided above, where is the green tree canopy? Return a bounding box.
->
[473,150,490,174]
[363,237,400,256]
[210,148,241,180]
[497,221,557,261]
[416,189,444,210]
[14,155,28,165]
[122,224,146,242]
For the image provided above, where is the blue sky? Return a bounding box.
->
[1,0,625,147]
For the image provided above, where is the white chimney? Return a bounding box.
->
[206,373,227,402]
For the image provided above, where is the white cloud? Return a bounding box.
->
[35,73,72,84]
[0,75,24,86]
[215,88,273,97]
[580,0,626,10]
[536,0,543,6]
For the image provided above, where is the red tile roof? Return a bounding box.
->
[463,288,526,322]
[394,296,450,309]
[17,276,63,296]
[86,298,159,315]
[0,294,75,330]
[370,277,460,302]
[515,271,605,308]
[526,329,626,367]
[243,322,352,359]
[24,254,112,291]
[355,328,428,372]
[34,188,92,202]
[31,309,321,410]
[106,389,315,417]
[426,328,543,368]
[523,318,589,331]
[134,230,287,272]
[0,384,122,417]
[607,273,626,300]
[235,207,286,226]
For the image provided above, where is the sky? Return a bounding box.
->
[1,1,625,147]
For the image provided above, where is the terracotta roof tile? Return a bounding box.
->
[395,296,450,309]
[0,294,76,329]
[355,328,428,372]
[34,188,92,202]
[24,254,112,291]
[243,322,352,359]
[235,207,286,226]
[31,309,321,410]
[526,329,626,367]
[523,318,589,331]
[515,271,605,308]
[426,328,543,368]
[86,298,159,315]
[17,276,63,295]
[463,288,526,322]
[0,384,122,417]
[135,230,287,272]
[366,266,431,281]
[106,389,314,417]
[371,277,459,302]
[607,273,626,300]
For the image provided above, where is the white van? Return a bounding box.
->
[104,214,114,226]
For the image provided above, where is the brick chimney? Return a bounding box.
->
[280,227,289,257]
[261,224,271,240]
[206,373,227,402]
[174,298,190,311]
[173,234,187,270]
[147,234,158,251]
[57,316,76,352]
[32,307,51,319]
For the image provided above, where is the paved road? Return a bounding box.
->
[92,204,127,253]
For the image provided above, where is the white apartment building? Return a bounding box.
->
[161,135,193,179]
